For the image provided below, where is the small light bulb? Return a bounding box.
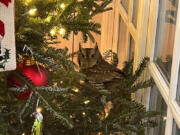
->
[163,116,167,121]
[84,100,90,104]
[50,29,56,36]
[28,8,37,16]
[36,107,42,113]
[59,28,66,36]
[74,88,79,93]
[22,133,25,135]
[25,0,32,5]
[72,87,79,93]
[60,81,63,84]
[45,16,52,22]
[60,3,65,9]
[82,112,86,116]
[80,80,85,84]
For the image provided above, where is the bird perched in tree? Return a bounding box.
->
[78,43,126,90]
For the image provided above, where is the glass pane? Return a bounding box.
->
[121,0,129,13]
[172,120,180,135]
[176,65,180,105]
[146,85,167,135]
[132,0,139,27]
[129,35,135,60]
[154,0,178,82]
[117,16,128,69]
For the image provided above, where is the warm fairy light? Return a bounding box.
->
[28,8,37,16]
[36,107,42,113]
[45,16,52,22]
[82,112,86,116]
[60,3,65,9]
[80,80,85,84]
[59,28,66,36]
[72,88,79,93]
[50,29,56,36]
[163,116,167,121]
[60,81,63,84]
[22,133,25,135]
[84,100,90,104]
[25,0,32,5]
[74,88,79,92]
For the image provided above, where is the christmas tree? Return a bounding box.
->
[0,0,158,135]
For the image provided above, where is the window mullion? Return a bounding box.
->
[146,0,159,59]
[128,0,133,22]
[169,1,180,100]
[165,108,173,135]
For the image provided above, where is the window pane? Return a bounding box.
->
[147,85,167,135]
[176,65,180,105]
[117,16,128,69]
[154,0,178,82]
[132,0,139,27]
[129,35,135,60]
[121,0,129,13]
[172,120,180,135]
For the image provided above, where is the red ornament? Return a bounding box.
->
[0,0,12,7]
[0,20,5,38]
[8,57,48,100]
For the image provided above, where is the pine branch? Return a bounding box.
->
[9,85,70,94]
[0,111,16,117]
[12,70,74,129]
[9,85,28,92]
[39,93,74,129]
[18,92,33,123]
[122,59,133,77]
[128,57,150,85]
[127,78,154,93]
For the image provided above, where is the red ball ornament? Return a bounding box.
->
[8,57,48,100]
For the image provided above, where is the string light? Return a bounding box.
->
[74,89,79,92]
[25,0,32,5]
[59,28,66,36]
[60,3,65,9]
[82,112,86,116]
[80,80,85,84]
[84,100,90,104]
[163,116,167,121]
[72,88,79,93]
[36,107,42,113]
[45,16,52,22]
[22,133,25,135]
[28,8,37,16]
[50,29,56,36]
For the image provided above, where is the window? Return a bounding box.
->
[147,85,167,135]
[102,0,180,134]
[172,120,180,135]
[112,0,140,69]
[132,0,139,27]
[117,16,129,69]
[121,0,129,13]
[154,0,178,81]
[147,0,180,134]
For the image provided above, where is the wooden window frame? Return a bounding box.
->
[101,0,150,102]
[146,0,180,134]
[101,0,180,134]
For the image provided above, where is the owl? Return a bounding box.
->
[78,43,126,90]
[78,43,102,70]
